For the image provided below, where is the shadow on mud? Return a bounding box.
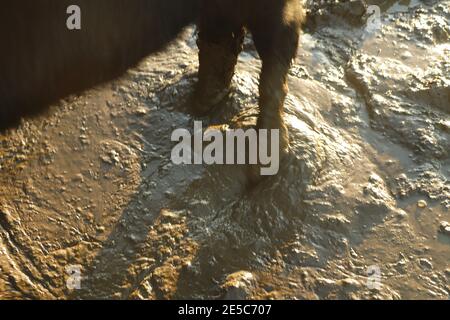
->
[69,58,398,298]
[70,69,321,299]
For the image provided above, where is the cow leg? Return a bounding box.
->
[249,9,301,154]
[192,11,245,115]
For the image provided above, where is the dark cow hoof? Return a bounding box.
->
[245,163,265,188]
[245,140,290,189]
[190,86,233,116]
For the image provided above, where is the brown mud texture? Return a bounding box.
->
[1,0,449,299]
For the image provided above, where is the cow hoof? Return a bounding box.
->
[245,143,290,189]
[246,163,264,187]
[190,87,232,116]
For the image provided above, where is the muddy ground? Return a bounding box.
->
[0,0,449,299]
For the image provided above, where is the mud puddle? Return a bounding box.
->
[1,0,449,299]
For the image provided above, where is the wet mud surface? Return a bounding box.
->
[0,0,449,299]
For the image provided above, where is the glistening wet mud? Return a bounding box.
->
[0,0,449,299]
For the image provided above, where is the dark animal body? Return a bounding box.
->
[0,0,304,152]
